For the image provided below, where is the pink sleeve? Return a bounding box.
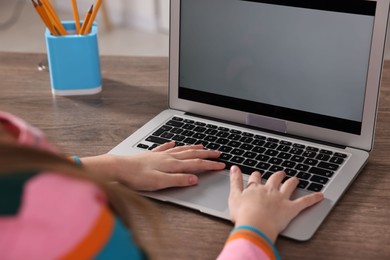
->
[0,173,112,259]
[217,227,280,260]
[0,111,58,152]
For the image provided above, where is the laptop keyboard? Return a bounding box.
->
[136,116,348,192]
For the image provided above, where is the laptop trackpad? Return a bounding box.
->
[151,171,230,212]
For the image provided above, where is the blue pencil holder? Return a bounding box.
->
[45,21,102,96]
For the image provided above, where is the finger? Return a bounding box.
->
[171,158,225,172]
[279,177,299,197]
[265,171,285,188]
[152,141,176,152]
[229,165,244,196]
[292,192,324,213]
[147,172,199,190]
[173,149,222,160]
[246,171,262,187]
[165,144,204,153]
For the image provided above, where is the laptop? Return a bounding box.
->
[110,0,389,241]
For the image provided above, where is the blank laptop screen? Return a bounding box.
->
[178,0,376,134]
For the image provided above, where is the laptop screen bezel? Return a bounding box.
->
[168,0,389,151]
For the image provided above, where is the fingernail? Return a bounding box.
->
[189,176,198,185]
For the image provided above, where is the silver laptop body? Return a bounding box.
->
[110,0,389,241]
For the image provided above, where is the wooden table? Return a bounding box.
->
[1,52,389,259]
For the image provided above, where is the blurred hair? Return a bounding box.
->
[0,142,162,258]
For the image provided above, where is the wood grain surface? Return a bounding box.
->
[1,52,389,259]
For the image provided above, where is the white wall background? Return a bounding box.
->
[57,0,169,32]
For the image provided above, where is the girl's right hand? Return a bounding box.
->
[228,165,324,242]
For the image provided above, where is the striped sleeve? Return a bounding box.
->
[0,172,146,260]
[217,226,281,260]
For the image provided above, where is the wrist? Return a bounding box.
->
[80,154,119,180]
[234,219,278,243]
[231,225,281,260]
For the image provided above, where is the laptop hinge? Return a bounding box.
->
[246,113,287,134]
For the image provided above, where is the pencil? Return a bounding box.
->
[71,0,81,34]
[83,0,102,35]
[40,0,67,35]
[80,5,94,35]
[31,0,58,36]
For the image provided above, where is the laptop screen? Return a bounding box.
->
[178,0,376,135]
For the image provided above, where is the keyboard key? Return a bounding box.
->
[146,135,169,144]
[307,183,324,192]
[264,142,278,149]
[306,146,319,152]
[183,137,197,144]
[240,137,254,143]
[316,153,330,161]
[293,143,305,149]
[206,143,220,150]
[220,146,233,153]
[277,145,290,152]
[264,149,278,156]
[310,175,329,184]
[216,138,229,145]
[334,152,347,158]
[166,120,184,127]
[205,129,218,135]
[282,160,296,168]
[218,126,229,131]
[228,133,241,140]
[231,156,245,164]
[309,167,334,178]
[318,161,339,171]
[231,148,245,156]
[137,143,149,149]
[295,164,310,171]
[284,168,297,176]
[243,132,254,137]
[183,124,195,130]
[204,135,218,142]
[291,155,304,163]
[193,133,206,139]
[262,171,273,179]
[303,158,318,166]
[219,153,232,161]
[256,154,270,162]
[329,156,345,165]
[243,159,258,167]
[172,135,185,141]
[278,152,292,160]
[193,126,207,132]
[290,147,304,155]
[227,140,241,147]
[267,137,279,143]
[270,165,283,172]
[243,151,257,159]
[240,144,254,150]
[216,131,229,138]
[296,172,311,180]
[257,162,271,170]
[269,158,283,165]
[298,180,309,189]
[252,139,266,146]
[206,124,218,129]
[172,117,183,121]
[320,149,333,155]
[302,150,317,158]
[252,146,266,153]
